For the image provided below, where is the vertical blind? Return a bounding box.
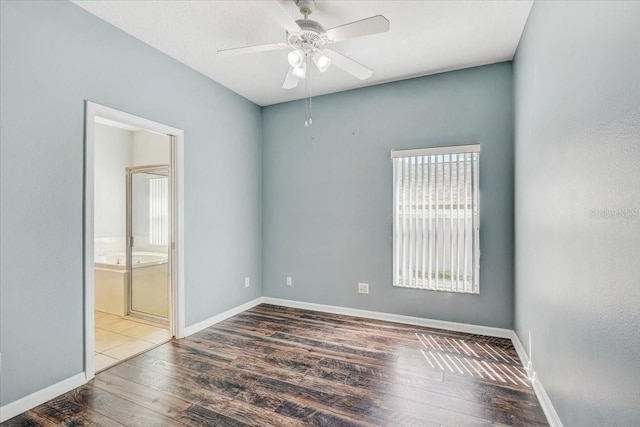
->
[149,177,169,246]
[391,144,480,294]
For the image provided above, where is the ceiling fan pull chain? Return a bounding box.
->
[305,54,313,127]
[308,89,313,126]
[304,88,309,127]
[304,98,309,127]
[308,54,313,126]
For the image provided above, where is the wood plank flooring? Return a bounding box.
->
[3,304,548,426]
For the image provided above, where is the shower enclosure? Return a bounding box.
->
[126,165,171,324]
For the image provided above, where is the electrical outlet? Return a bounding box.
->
[244,277,250,288]
[286,276,292,286]
[358,282,369,294]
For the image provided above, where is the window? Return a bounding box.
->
[391,144,480,293]
[149,177,169,246]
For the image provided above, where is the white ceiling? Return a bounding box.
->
[72,0,533,106]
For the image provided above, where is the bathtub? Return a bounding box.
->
[95,251,168,317]
[95,251,168,270]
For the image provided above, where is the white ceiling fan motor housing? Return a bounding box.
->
[288,19,327,52]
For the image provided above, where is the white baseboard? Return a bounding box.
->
[183,297,264,337]
[261,297,513,338]
[0,372,86,423]
[510,331,563,427]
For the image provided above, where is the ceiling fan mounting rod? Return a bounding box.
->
[296,0,315,18]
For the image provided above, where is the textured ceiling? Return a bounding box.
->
[72,0,533,106]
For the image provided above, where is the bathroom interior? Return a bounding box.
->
[93,118,173,372]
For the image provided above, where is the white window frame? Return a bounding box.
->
[391,144,480,294]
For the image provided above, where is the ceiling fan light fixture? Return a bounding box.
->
[287,49,305,68]
[312,52,331,72]
[219,1,389,126]
[291,61,307,78]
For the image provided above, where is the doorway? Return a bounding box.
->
[84,102,185,380]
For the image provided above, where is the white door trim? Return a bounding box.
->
[84,101,185,382]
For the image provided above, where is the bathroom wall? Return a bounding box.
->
[94,123,132,242]
[0,0,263,407]
[513,1,640,425]
[132,130,170,166]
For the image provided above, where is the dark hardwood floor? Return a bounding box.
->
[3,304,548,426]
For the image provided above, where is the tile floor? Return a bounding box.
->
[94,311,171,372]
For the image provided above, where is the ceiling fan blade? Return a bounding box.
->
[265,0,302,34]
[218,42,287,57]
[282,67,300,89]
[323,49,373,80]
[325,15,390,43]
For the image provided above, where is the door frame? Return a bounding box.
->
[84,101,185,381]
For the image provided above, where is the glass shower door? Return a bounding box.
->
[127,166,170,322]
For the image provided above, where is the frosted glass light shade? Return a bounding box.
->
[287,50,305,68]
[313,53,331,72]
[292,62,306,78]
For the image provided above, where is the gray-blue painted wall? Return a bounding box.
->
[262,63,515,329]
[6,0,638,423]
[513,1,640,425]
[0,1,263,406]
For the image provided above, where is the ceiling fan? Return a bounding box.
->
[218,0,390,90]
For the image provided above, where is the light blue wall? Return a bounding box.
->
[513,1,640,425]
[262,63,514,328]
[11,2,638,422]
[0,1,262,406]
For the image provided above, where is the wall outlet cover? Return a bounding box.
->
[286,276,292,286]
[244,277,250,288]
[358,282,369,294]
